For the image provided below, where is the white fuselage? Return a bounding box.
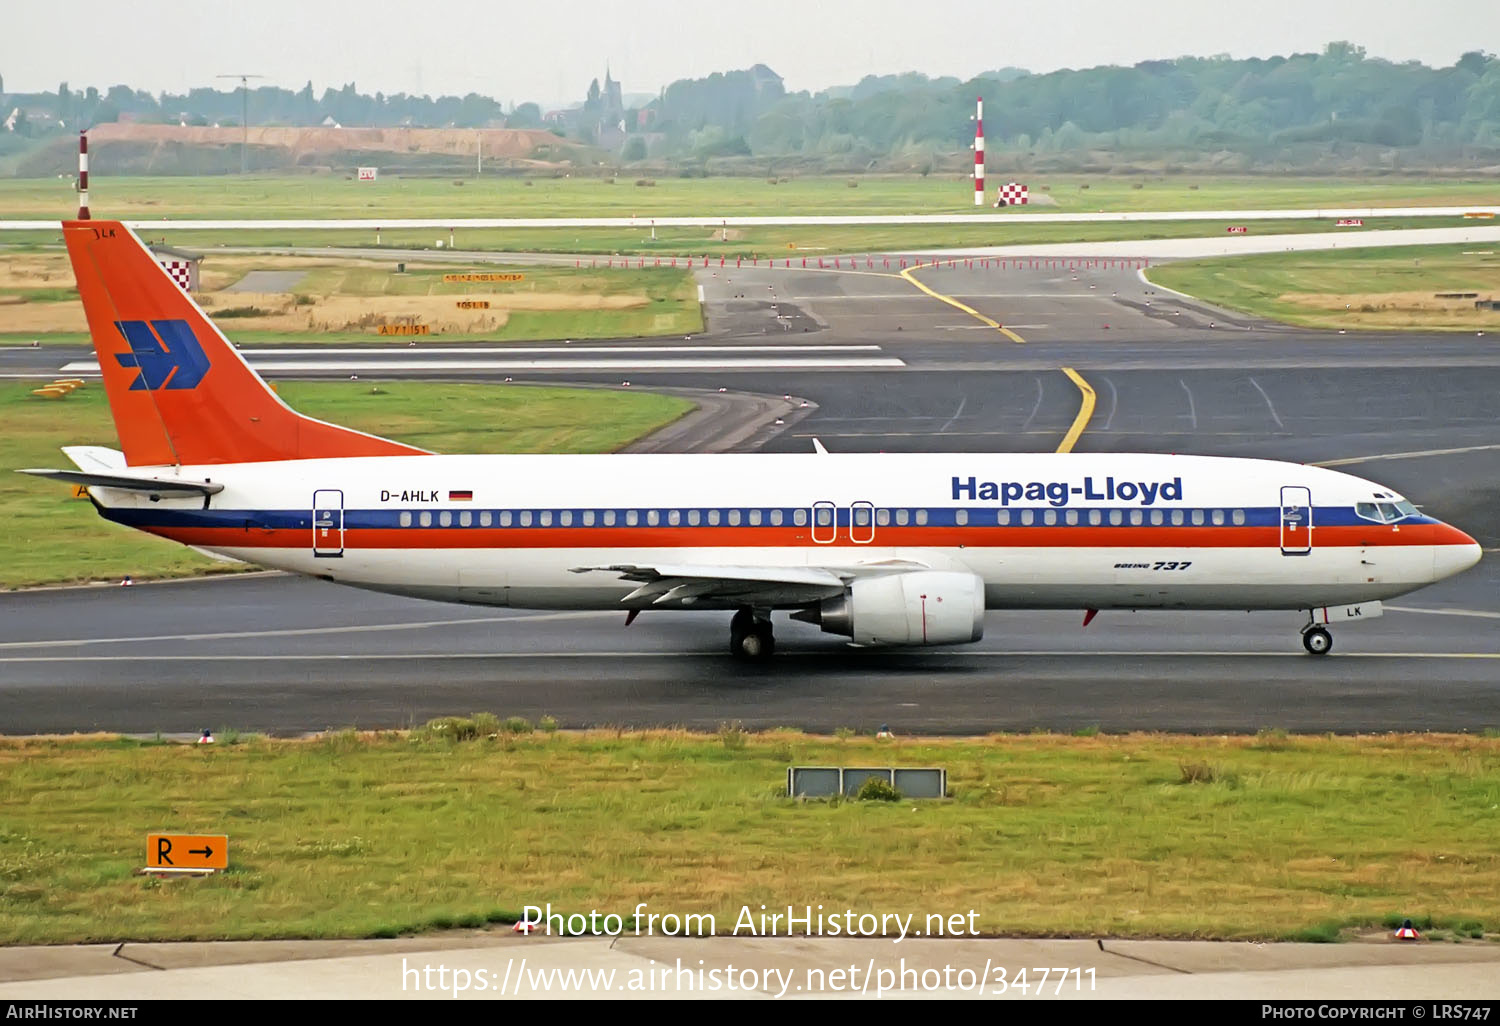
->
[94,451,1480,613]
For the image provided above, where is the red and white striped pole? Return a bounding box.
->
[77,131,90,220]
[973,96,984,206]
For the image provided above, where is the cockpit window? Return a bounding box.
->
[1356,500,1416,524]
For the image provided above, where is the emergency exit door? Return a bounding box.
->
[313,489,344,557]
[1279,485,1312,556]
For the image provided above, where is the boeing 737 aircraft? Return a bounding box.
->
[24,220,1482,659]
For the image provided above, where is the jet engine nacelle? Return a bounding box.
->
[806,570,986,646]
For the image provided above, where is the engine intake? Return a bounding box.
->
[798,570,985,646]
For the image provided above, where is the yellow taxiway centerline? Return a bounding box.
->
[899,263,1026,344]
[1057,367,1097,454]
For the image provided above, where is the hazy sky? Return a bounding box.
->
[6,0,1498,106]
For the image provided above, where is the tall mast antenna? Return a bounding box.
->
[216,74,265,173]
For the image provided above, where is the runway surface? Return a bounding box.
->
[4,255,1497,734]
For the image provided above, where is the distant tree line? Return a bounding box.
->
[3,43,1498,169]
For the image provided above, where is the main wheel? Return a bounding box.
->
[729,609,754,656]
[730,613,774,661]
[1302,626,1333,656]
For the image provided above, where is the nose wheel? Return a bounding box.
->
[730,608,775,661]
[1301,625,1333,656]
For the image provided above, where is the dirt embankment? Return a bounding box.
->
[88,124,570,160]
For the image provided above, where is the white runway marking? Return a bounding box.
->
[1313,443,1500,467]
[939,394,968,434]
[1386,605,1500,620]
[3,650,1498,662]
[230,345,888,356]
[1248,377,1285,429]
[60,357,907,373]
[1179,379,1197,430]
[1101,377,1119,431]
[1022,377,1045,432]
[0,611,615,650]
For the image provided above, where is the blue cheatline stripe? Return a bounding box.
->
[101,505,1441,532]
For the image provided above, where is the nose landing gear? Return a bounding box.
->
[730,607,775,661]
[1301,624,1333,656]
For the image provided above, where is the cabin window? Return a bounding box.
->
[399,512,412,527]
[855,507,872,527]
[537,511,550,527]
[915,509,929,526]
[1150,509,1163,526]
[665,509,678,526]
[582,511,593,526]
[519,511,533,527]
[876,508,890,527]
[1108,509,1123,526]
[480,511,493,527]
[1043,510,1057,526]
[1089,509,1102,526]
[955,509,968,526]
[1191,509,1205,526]
[1170,509,1184,526]
[600,510,613,526]
[896,509,910,526]
[1065,509,1078,526]
[794,508,808,527]
[459,511,472,527]
[687,510,700,526]
[1211,509,1225,526]
[500,511,513,527]
[419,512,432,528]
[815,506,833,527]
[1020,509,1034,526]
[626,510,639,526]
[1232,509,1246,526]
[728,509,741,526]
[749,509,763,526]
[769,509,783,526]
[998,510,1011,526]
[646,510,660,526]
[708,509,721,526]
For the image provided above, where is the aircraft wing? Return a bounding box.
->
[568,561,927,609]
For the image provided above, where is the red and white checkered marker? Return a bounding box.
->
[512,920,539,934]
[1393,919,1420,940]
[158,260,192,292]
[997,182,1028,206]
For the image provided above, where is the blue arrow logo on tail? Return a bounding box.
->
[113,319,210,390]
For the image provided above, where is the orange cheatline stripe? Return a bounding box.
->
[143,523,1465,551]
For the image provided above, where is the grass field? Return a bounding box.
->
[1147,244,1500,331]
[2,173,1497,221]
[0,253,702,343]
[1,381,693,589]
[0,216,1481,258]
[1,727,1497,944]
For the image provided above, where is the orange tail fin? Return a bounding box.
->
[62,220,427,466]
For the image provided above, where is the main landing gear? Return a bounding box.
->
[730,608,775,661]
[1300,624,1333,656]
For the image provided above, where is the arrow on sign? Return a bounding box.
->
[189,845,214,859]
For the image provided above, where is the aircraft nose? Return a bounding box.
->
[1433,524,1482,581]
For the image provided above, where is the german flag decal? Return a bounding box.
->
[449,490,473,502]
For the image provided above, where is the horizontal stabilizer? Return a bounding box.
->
[18,468,224,496]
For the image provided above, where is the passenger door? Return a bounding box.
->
[1279,485,1312,556]
[312,489,344,558]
